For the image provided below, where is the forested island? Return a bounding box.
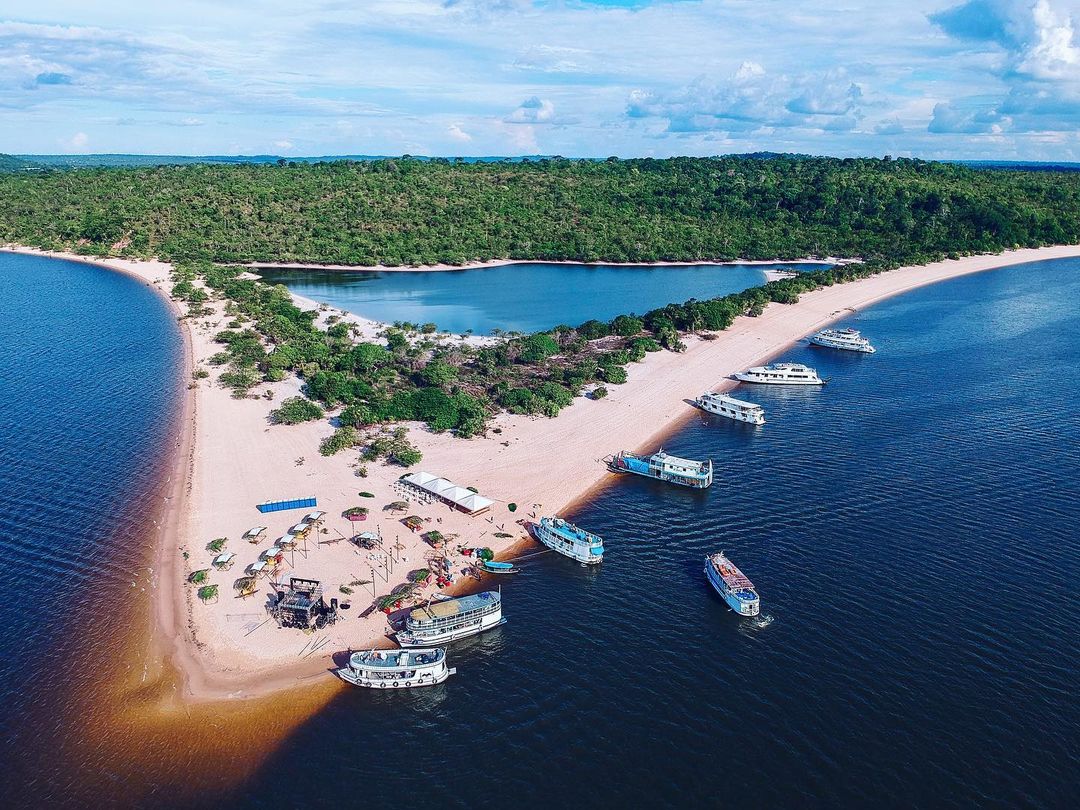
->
[5,154,1080,445]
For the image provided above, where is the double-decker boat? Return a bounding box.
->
[809,327,875,353]
[532,516,604,564]
[396,591,505,647]
[605,449,713,488]
[734,362,824,385]
[337,647,455,689]
[704,552,760,616]
[696,391,765,425]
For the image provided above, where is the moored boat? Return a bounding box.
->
[532,516,604,564]
[809,327,875,353]
[704,552,760,616]
[696,391,765,425]
[734,362,824,385]
[396,591,505,647]
[336,647,455,688]
[605,449,713,488]
[481,560,520,575]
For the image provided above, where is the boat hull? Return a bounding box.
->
[734,373,823,386]
[608,464,713,488]
[397,615,506,647]
[809,336,875,353]
[336,663,454,688]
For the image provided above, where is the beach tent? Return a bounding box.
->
[263,546,282,559]
[249,560,269,575]
[213,552,236,569]
[274,535,292,546]
[400,471,494,515]
[244,526,268,540]
[289,522,308,534]
[303,511,326,523]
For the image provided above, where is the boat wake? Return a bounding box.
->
[740,613,776,632]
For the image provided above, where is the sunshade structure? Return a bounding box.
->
[401,472,494,515]
[243,526,268,541]
[213,552,236,569]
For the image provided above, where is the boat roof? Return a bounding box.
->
[352,648,444,668]
[708,553,755,589]
[706,392,762,409]
[409,591,499,621]
[544,516,601,543]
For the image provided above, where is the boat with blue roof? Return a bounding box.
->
[605,449,713,488]
[396,590,505,647]
[532,516,604,564]
[704,551,760,616]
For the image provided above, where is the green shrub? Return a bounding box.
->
[320,426,358,456]
[270,396,324,425]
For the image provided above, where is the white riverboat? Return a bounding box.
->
[704,552,760,616]
[396,591,505,647]
[336,647,455,689]
[696,391,765,425]
[532,516,604,564]
[606,449,713,488]
[809,327,875,353]
[734,362,824,386]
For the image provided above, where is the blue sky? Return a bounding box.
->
[2,0,1080,159]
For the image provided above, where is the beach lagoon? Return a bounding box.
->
[255,261,831,334]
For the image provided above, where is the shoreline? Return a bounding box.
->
[6,242,1080,705]
[249,256,847,273]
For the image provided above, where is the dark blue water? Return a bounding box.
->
[256,262,829,334]
[0,252,183,798]
[233,258,1079,808]
[4,254,1079,807]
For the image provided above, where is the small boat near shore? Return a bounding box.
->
[337,647,455,688]
[605,449,713,488]
[396,591,505,647]
[809,327,875,353]
[532,516,604,564]
[704,552,760,616]
[735,362,824,385]
[480,560,520,575]
[696,391,765,425]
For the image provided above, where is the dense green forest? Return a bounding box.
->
[3,155,1080,266]
[7,155,1080,444]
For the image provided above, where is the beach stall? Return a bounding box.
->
[401,472,494,516]
[213,552,236,570]
[248,559,270,578]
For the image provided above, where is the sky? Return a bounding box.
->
[2,0,1080,160]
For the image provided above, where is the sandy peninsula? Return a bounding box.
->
[7,242,1080,703]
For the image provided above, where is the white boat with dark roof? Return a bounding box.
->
[809,327,876,353]
[337,647,455,688]
[704,552,760,616]
[396,591,505,647]
[696,391,765,425]
[734,362,824,386]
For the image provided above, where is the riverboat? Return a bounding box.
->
[696,391,765,425]
[605,450,713,488]
[396,591,505,647]
[704,552,760,616]
[734,362,824,385]
[532,516,604,564]
[336,647,455,688]
[809,327,876,353]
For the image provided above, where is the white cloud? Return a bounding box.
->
[505,96,556,124]
[274,139,295,150]
[66,131,89,150]
[447,123,473,141]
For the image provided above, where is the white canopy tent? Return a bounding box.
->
[401,471,494,515]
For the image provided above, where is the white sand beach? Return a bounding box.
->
[7,242,1080,702]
